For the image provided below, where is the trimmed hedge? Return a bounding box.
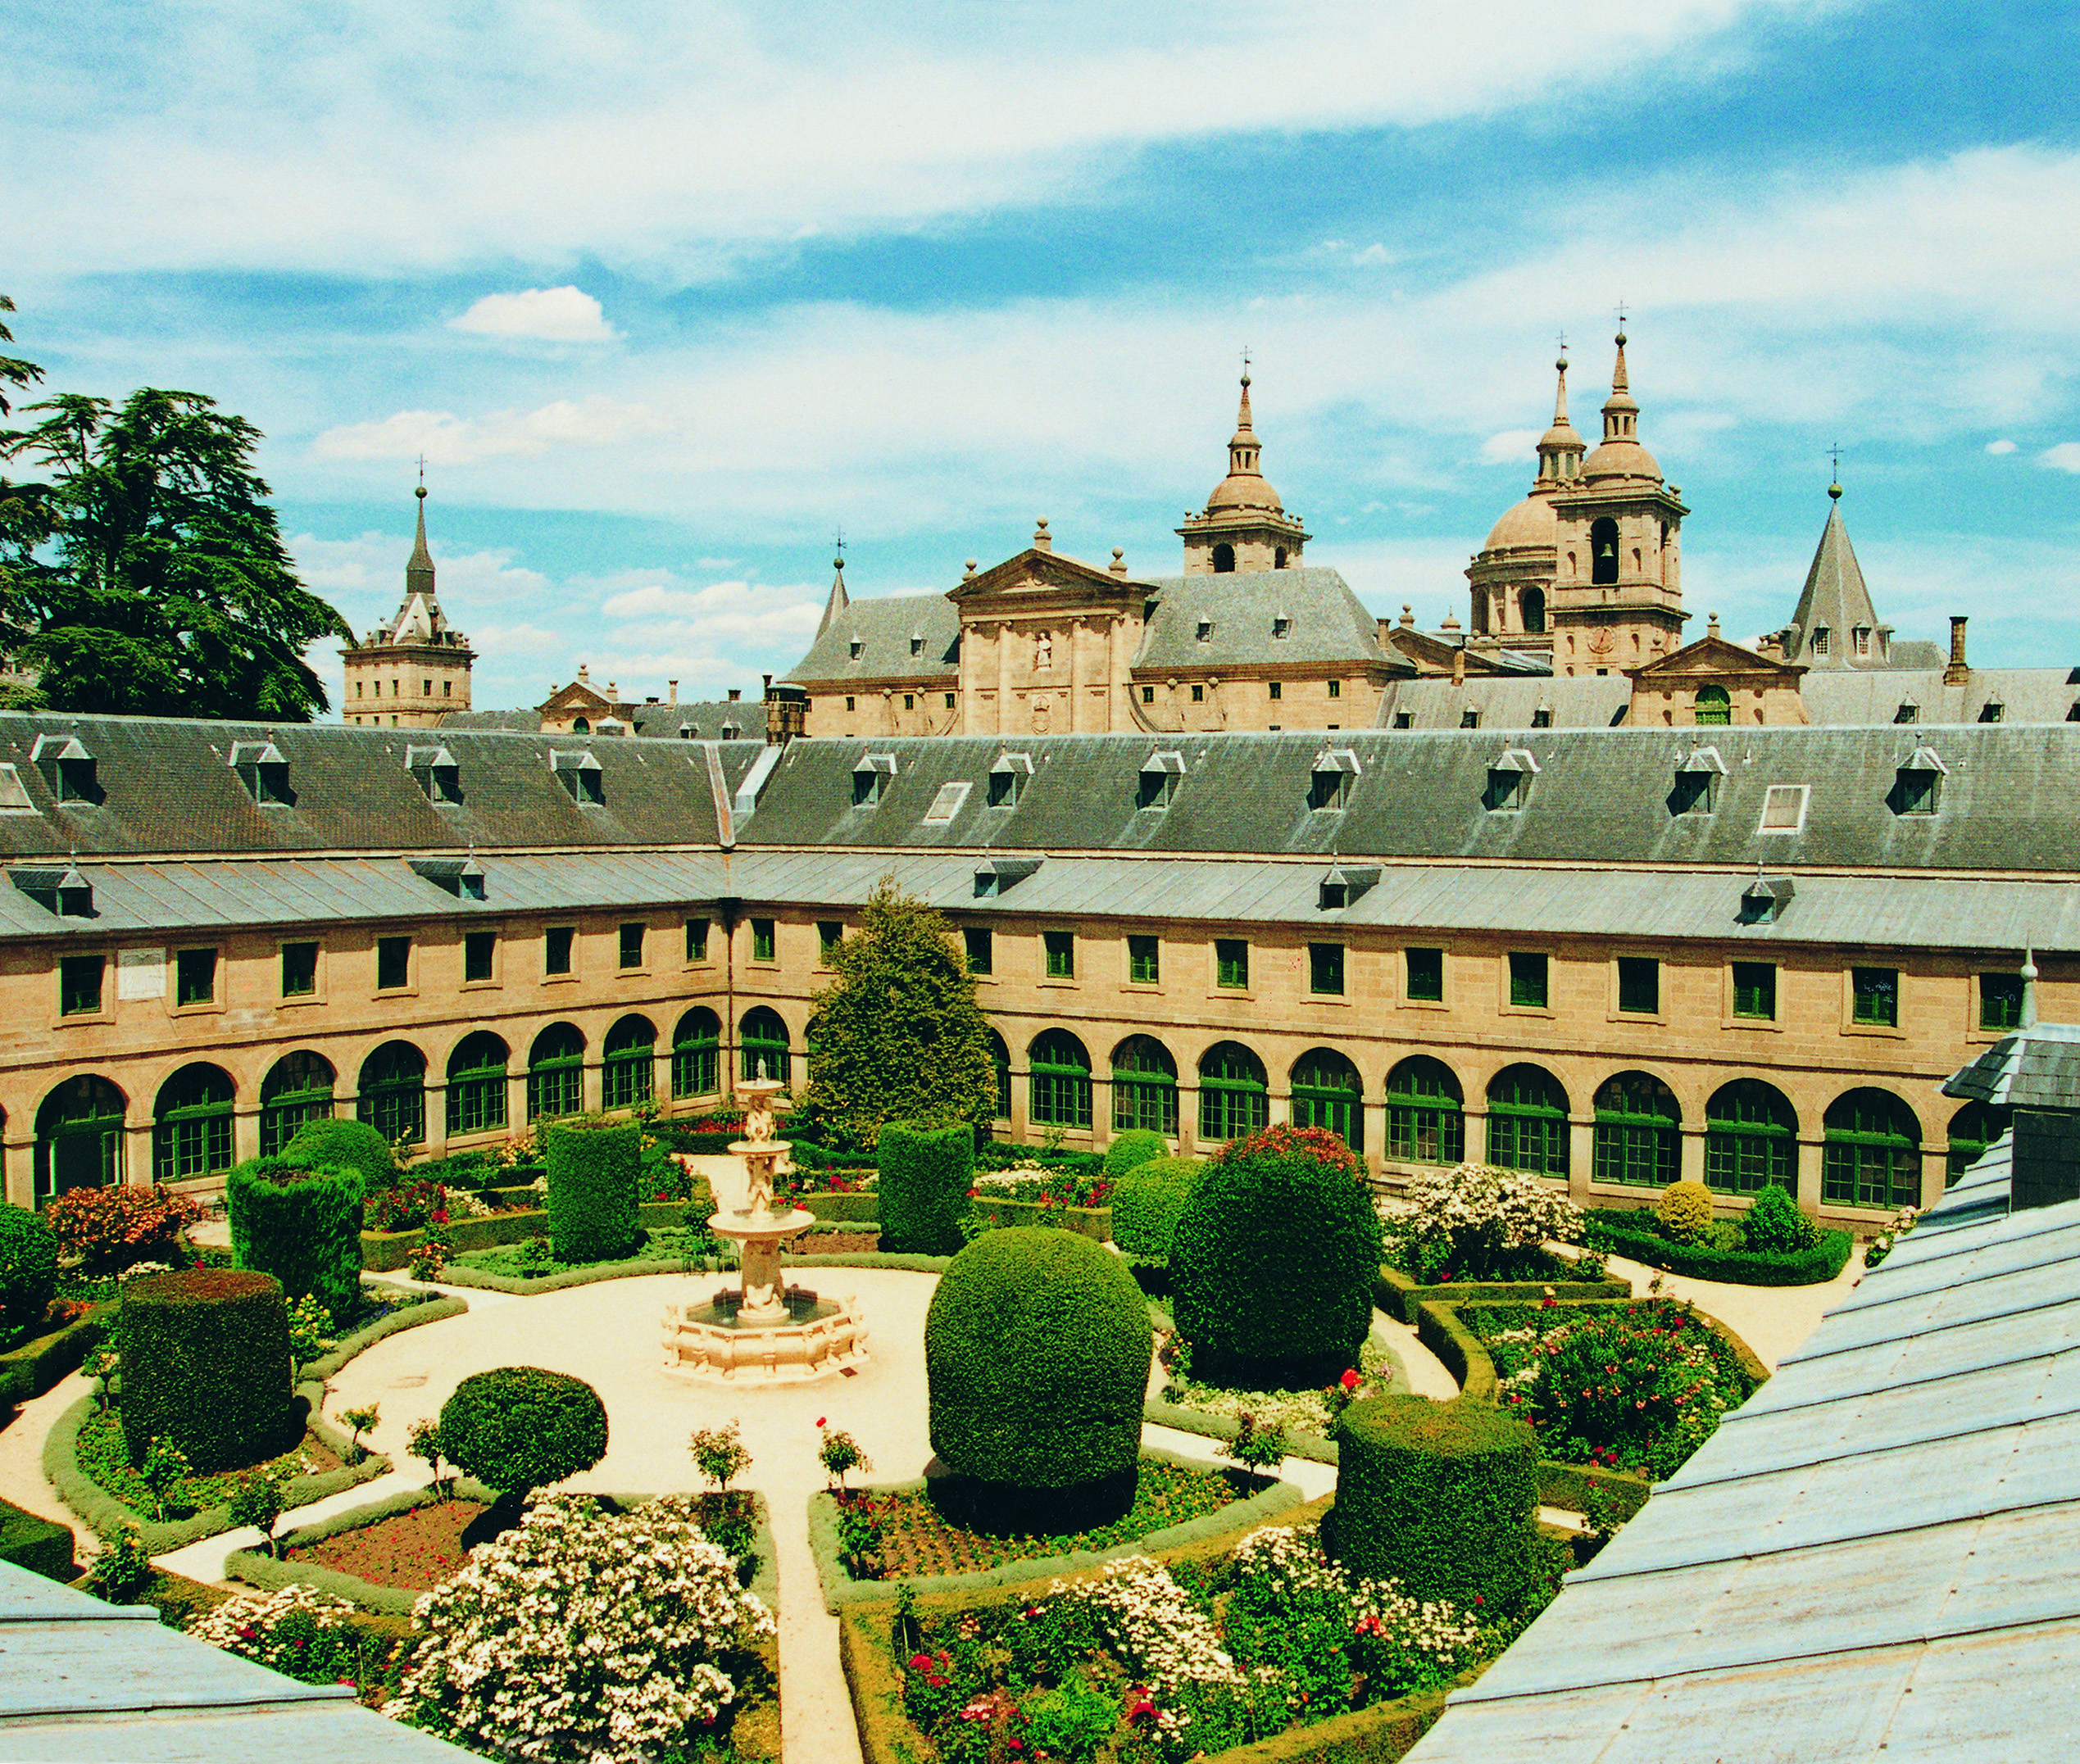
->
[227,1155,366,1326]
[439,1366,608,1496]
[545,1118,641,1263]
[0,1203,59,1335]
[926,1228,1151,1492]
[1171,1145,1381,1385]
[0,1495,75,1582]
[878,1121,974,1255]
[1535,1460,1651,1524]
[967,1195,1110,1240]
[1331,1394,1540,1614]
[1111,1155,1202,1261]
[1586,1209,1855,1286]
[0,1305,109,1405]
[1101,1129,1167,1179]
[797,1191,880,1223]
[1375,1264,1631,1326]
[120,1269,297,1475]
[283,1118,397,1193]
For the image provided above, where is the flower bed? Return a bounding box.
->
[361,1197,692,1272]
[1374,1261,1630,1326]
[1148,1331,1404,1462]
[1583,1207,1855,1286]
[1376,1165,1586,1289]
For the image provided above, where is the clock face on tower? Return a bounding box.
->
[1588,628,1615,657]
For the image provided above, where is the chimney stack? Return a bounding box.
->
[668,679,679,705]
[1945,616,1969,685]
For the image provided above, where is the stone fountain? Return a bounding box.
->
[660,1075,870,1383]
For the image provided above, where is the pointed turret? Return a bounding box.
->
[1785,483,1884,669]
[817,555,851,637]
[1178,365,1309,573]
[1582,329,1661,483]
[1535,351,1586,487]
[406,483,436,599]
[1206,373,1278,510]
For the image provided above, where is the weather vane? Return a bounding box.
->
[1557,329,1568,355]
[833,525,846,558]
[1242,344,1251,378]
[415,452,426,486]
[1829,442,1842,482]
[1614,300,1628,332]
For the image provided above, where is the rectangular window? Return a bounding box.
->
[1759,784,1810,835]
[1215,939,1250,990]
[175,945,218,1006]
[844,696,855,712]
[375,936,411,992]
[964,926,993,975]
[280,940,319,997]
[1128,934,1160,984]
[1508,951,1548,1009]
[1044,930,1075,979]
[1733,961,1777,1020]
[1979,971,2024,1032]
[1268,681,1283,701]
[1191,683,1205,703]
[1617,955,1660,1014]
[819,921,843,964]
[464,930,497,984]
[945,692,957,710]
[545,926,574,976]
[1309,942,1345,995]
[1141,686,1156,705]
[752,918,776,963]
[1328,679,1341,699]
[1852,966,1899,1027]
[685,917,710,963]
[1406,946,1444,1002]
[60,954,104,1016]
[902,693,915,710]
[618,922,645,969]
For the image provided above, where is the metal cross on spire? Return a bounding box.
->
[1242,343,1251,379]
[416,453,426,487]
[1614,299,1628,332]
[1829,441,1842,482]
[833,526,846,558]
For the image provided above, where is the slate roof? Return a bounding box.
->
[1944,1021,2080,1108]
[1783,497,1885,667]
[1406,1130,2080,1764]
[0,1559,471,1760]
[1132,569,1391,671]
[1375,675,1631,729]
[781,592,961,684]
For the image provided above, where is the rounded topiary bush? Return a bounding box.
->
[1169,1126,1382,1387]
[1101,1130,1167,1181]
[0,1202,59,1336]
[1655,1180,1714,1245]
[438,1367,609,1498]
[226,1156,366,1327]
[1332,1394,1539,1614]
[544,1118,640,1264]
[1741,1182,1819,1255]
[284,1118,398,1195]
[120,1269,297,1475]
[878,1120,974,1254]
[1110,1155,1202,1263]
[927,1227,1152,1511]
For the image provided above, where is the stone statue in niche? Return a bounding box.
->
[1034,630,1053,670]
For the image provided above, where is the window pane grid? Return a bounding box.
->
[602,1050,654,1111]
[1387,1104,1463,1165]
[1487,1108,1568,1177]
[1197,1080,1268,1142]
[1593,1120,1678,1186]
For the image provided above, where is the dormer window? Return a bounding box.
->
[852,751,897,805]
[1811,625,1830,656]
[848,640,864,660]
[10,865,94,918]
[1531,705,1553,728]
[1758,784,1809,835]
[1738,876,1795,924]
[988,751,1033,807]
[1460,708,1480,729]
[974,855,1042,898]
[1272,614,1292,640]
[31,734,99,804]
[1895,701,1919,725]
[910,636,924,658]
[1669,745,1726,816]
[406,745,461,803]
[411,856,487,900]
[552,749,605,805]
[1317,864,1378,911]
[1854,626,1872,657]
[1196,619,1213,643]
[1308,747,1359,811]
[229,740,292,805]
[1978,701,2005,723]
[1890,746,1946,817]
[1483,748,1538,812]
[1138,750,1185,809]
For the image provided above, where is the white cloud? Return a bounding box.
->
[1351,243,1392,265]
[1478,429,1541,465]
[1986,438,2017,455]
[2042,442,2080,473]
[311,397,668,464]
[452,287,619,343]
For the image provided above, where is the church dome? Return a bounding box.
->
[1206,469,1284,514]
[1483,490,1557,553]
[1582,435,1662,483]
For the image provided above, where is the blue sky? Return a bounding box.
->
[6,0,2078,714]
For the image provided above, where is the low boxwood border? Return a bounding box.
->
[1375,1264,1632,1326]
[968,1195,1111,1240]
[796,1192,879,1222]
[362,1199,691,1272]
[226,1483,779,1617]
[43,1287,465,1551]
[0,1306,111,1405]
[1140,1400,1341,1464]
[427,1245,955,1295]
[806,1444,1303,1612]
[1583,1212,1856,1286]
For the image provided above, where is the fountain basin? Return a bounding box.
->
[661,1285,869,1383]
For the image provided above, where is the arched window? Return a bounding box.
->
[1472,593,1490,635]
[1946,1100,2010,1187]
[359,1041,427,1147]
[1487,1063,1569,1177]
[672,1008,722,1100]
[1198,1041,1269,1143]
[1274,546,1288,569]
[1705,1080,1796,1195]
[988,1028,1010,1122]
[1029,1030,1092,1129]
[153,1063,236,1183]
[36,1075,125,1201]
[1211,543,1236,574]
[1694,683,1731,727]
[445,1033,509,1138]
[1520,587,1546,634]
[1111,1036,1178,1136]
[1386,1056,1464,1165]
[1290,1048,1364,1152]
[602,1014,656,1112]
[1823,1089,1922,1211]
[572,715,589,733]
[526,1024,585,1123]
[1590,517,1620,586]
[739,1008,791,1086]
[1592,1072,1680,1188]
[259,1051,334,1157]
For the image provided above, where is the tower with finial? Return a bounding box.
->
[341,475,476,728]
[1464,342,1588,655]
[1176,359,1310,574]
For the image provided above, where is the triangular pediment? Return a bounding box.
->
[950,546,1154,606]
[1385,628,1528,679]
[1627,633,1805,682]
[538,681,614,714]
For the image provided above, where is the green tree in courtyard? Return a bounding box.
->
[802,880,997,1150]
[0,343,352,719]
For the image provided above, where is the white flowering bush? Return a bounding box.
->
[188,1582,365,1685]
[395,1495,774,1764]
[1380,1162,1584,1281]
[1161,1333,1395,1435]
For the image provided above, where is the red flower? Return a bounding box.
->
[1339,1369,1361,1390]
[908,1653,932,1671]
[815,1417,827,1428]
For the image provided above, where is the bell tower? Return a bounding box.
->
[1547,329,1688,677]
[1177,369,1310,574]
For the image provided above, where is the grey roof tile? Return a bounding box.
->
[779,592,960,684]
[1132,569,1388,670]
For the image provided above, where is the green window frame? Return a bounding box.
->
[1946,1100,2010,1186]
[1215,939,1250,990]
[175,946,217,1007]
[1128,935,1160,985]
[1110,1036,1178,1136]
[1592,1071,1679,1188]
[1308,943,1345,996]
[34,1074,125,1202]
[1386,1056,1463,1164]
[618,921,646,970]
[526,1024,586,1122]
[358,1041,427,1146]
[752,918,776,963]
[1693,683,1731,726]
[686,917,711,963]
[463,930,496,985]
[60,954,104,1017]
[445,1033,509,1137]
[375,936,411,992]
[672,1009,722,1100]
[964,927,993,975]
[818,921,844,964]
[1732,961,1776,1020]
[1486,1063,1569,1177]
[1508,951,1548,1009]
[740,1008,790,1086]
[1617,956,1659,1015]
[152,1063,236,1182]
[1197,1041,1269,1142]
[1704,1078,1796,1195]
[1822,1088,1921,1210]
[1979,972,2024,1032]
[1030,1030,1092,1129]
[1405,947,1443,1002]
[1851,967,1899,1027]
[280,941,319,998]
[989,1031,1011,1121]
[260,1051,335,1156]
[545,926,574,975]
[1043,931,1075,980]
[1290,1048,1363,1151]
[602,1015,656,1111]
